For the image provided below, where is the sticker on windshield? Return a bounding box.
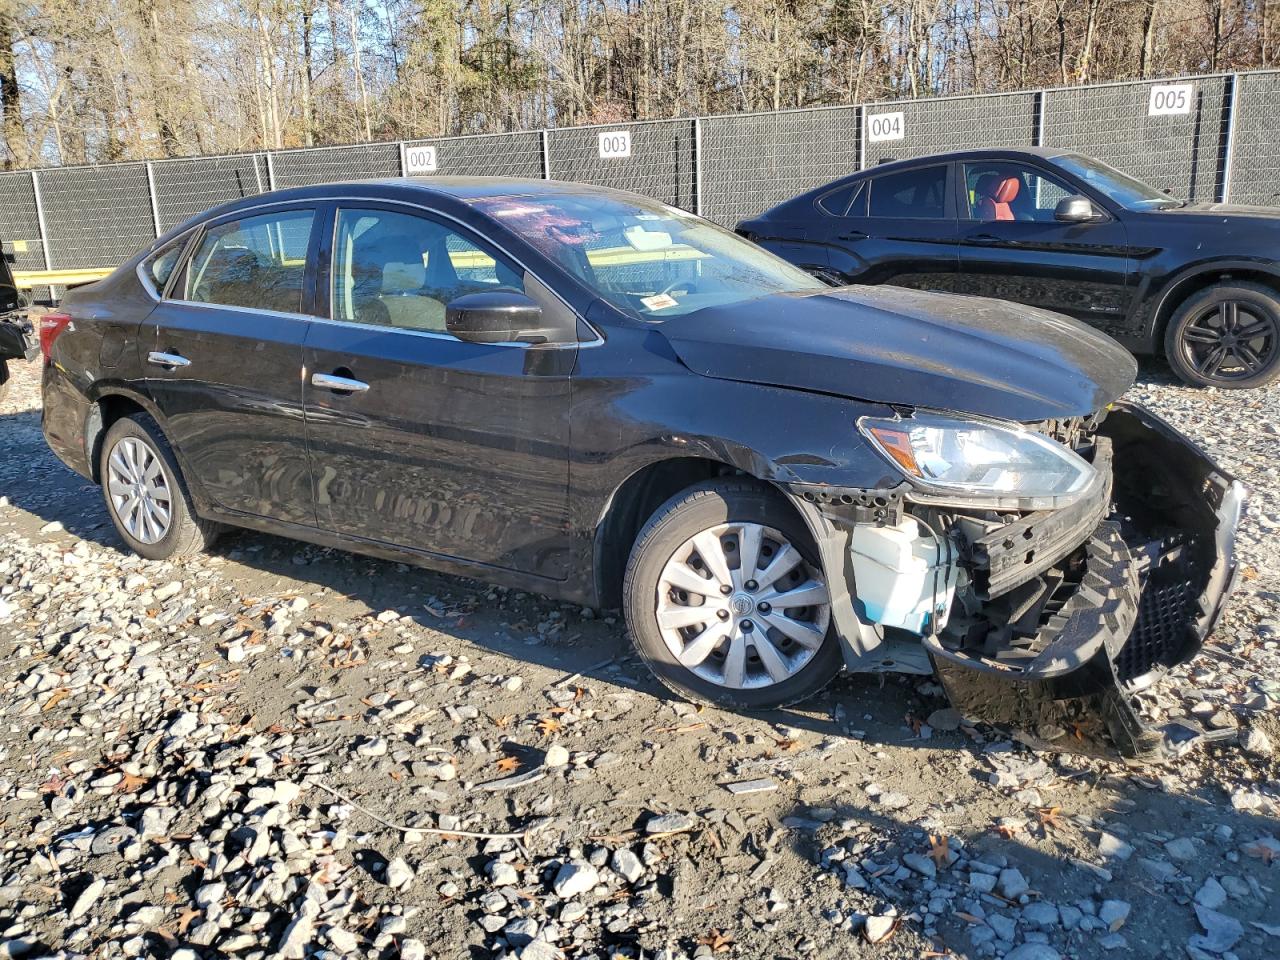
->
[641,294,679,311]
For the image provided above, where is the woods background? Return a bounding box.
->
[0,0,1276,169]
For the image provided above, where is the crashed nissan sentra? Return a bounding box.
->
[39,179,1242,761]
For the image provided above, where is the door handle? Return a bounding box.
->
[312,372,370,393]
[147,351,190,369]
[967,234,1006,245]
[837,230,868,241]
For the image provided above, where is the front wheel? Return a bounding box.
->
[623,480,842,710]
[1164,283,1280,389]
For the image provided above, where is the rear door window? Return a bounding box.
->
[141,234,190,296]
[817,180,866,217]
[184,209,316,314]
[868,166,948,219]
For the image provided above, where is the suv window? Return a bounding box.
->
[964,162,1074,222]
[332,207,524,333]
[184,209,315,313]
[143,234,189,296]
[868,166,947,219]
[817,180,865,217]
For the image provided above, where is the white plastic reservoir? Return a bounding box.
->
[850,516,958,635]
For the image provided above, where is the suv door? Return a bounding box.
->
[304,203,574,579]
[820,163,961,291]
[144,205,318,526]
[957,160,1135,329]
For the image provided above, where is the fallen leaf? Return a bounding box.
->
[772,736,800,751]
[927,833,950,869]
[177,908,202,933]
[1037,806,1066,831]
[1243,842,1276,865]
[495,756,520,773]
[995,822,1020,839]
[114,772,148,794]
[42,688,71,712]
[698,929,734,952]
[537,716,564,735]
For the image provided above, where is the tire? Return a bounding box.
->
[623,479,842,710]
[0,360,8,407]
[99,413,221,560]
[1164,282,1280,389]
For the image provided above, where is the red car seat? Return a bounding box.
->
[975,174,1021,221]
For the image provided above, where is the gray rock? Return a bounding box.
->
[1195,877,1228,910]
[863,915,896,943]
[1192,904,1243,953]
[1242,726,1274,757]
[1097,832,1134,861]
[1022,902,1059,928]
[400,940,427,960]
[903,852,936,879]
[1138,857,1179,882]
[645,812,695,834]
[998,867,1029,899]
[167,712,199,738]
[504,917,539,946]
[552,860,599,899]
[1004,945,1060,960]
[927,708,963,731]
[988,913,1016,942]
[487,859,519,886]
[1164,837,1198,861]
[1099,899,1130,931]
[517,937,564,960]
[969,871,997,893]
[68,877,106,920]
[385,856,414,889]
[277,901,319,959]
[611,848,644,884]
[544,743,570,768]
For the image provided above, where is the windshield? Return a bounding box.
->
[1054,154,1182,209]
[469,192,825,317]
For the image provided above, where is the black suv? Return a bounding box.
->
[40,178,1242,759]
[739,147,1280,389]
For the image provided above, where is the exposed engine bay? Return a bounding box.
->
[797,402,1243,761]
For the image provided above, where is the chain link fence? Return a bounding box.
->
[4,69,1280,286]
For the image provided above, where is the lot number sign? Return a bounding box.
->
[1148,84,1194,116]
[598,130,632,159]
[403,144,439,174]
[867,111,905,143]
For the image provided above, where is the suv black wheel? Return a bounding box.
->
[99,413,221,560]
[1165,282,1280,389]
[623,479,842,710]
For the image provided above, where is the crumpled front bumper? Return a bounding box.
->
[925,402,1244,761]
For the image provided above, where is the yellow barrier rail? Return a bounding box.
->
[14,268,112,290]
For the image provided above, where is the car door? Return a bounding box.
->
[303,202,575,579]
[956,160,1135,328]
[143,205,319,526]
[819,163,961,291]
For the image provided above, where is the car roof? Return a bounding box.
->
[860,146,1073,176]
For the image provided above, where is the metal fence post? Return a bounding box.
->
[145,161,162,238]
[541,130,551,179]
[30,169,51,270]
[398,141,408,177]
[1033,90,1046,147]
[265,151,276,190]
[693,117,703,216]
[1221,74,1239,203]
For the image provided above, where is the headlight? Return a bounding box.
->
[859,412,1097,510]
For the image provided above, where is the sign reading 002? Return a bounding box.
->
[867,111,905,143]
[598,130,632,159]
[403,144,439,174]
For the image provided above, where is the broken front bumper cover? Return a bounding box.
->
[795,402,1244,762]
[929,403,1244,761]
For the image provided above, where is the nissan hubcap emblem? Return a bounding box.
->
[730,594,754,616]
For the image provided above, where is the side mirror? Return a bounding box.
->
[1054,195,1101,223]
[446,291,546,344]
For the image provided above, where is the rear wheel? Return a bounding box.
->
[1164,282,1280,389]
[623,480,842,710]
[99,413,220,560]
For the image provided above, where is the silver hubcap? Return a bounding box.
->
[655,522,831,690]
[106,437,172,545]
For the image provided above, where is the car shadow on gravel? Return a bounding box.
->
[777,788,1280,960]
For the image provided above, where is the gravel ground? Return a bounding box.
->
[0,355,1277,960]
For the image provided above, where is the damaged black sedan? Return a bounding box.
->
[39,178,1241,761]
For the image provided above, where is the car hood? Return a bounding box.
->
[1156,201,1280,221]
[662,285,1137,422]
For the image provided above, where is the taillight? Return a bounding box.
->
[39,312,72,360]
